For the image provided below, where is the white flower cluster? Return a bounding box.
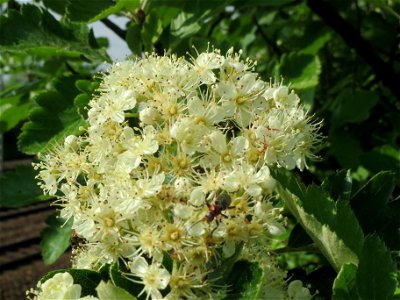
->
[34,48,320,299]
[27,272,98,300]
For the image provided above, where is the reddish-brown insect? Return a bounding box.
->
[204,192,234,225]
[187,192,235,236]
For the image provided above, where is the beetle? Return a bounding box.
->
[204,192,234,225]
[187,191,235,236]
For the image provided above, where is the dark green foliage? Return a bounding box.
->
[223,260,263,300]
[40,212,73,265]
[0,165,50,207]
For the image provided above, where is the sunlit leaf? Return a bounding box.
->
[332,263,358,300]
[279,52,321,89]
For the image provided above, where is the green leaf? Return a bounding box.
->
[18,75,87,155]
[321,169,352,201]
[279,52,321,89]
[74,79,100,118]
[96,281,136,300]
[0,4,108,61]
[0,165,50,208]
[40,268,103,297]
[170,11,203,39]
[126,23,142,55]
[0,93,32,133]
[361,145,400,177]
[109,263,144,297]
[350,171,400,250]
[41,212,73,265]
[288,223,313,248]
[329,128,363,169]
[66,0,140,23]
[224,260,263,300]
[273,169,364,272]
[332,263,358,300]
[231,0,296,8]
[331,90,379,129]
[356,235,397,299]
[141,13,164,49]
[42,0,68,15]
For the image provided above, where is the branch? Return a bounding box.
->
[307,0,400,102]
[101,18,126,41]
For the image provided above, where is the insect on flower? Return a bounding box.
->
[205,192,234,225]
[188,191,235,236]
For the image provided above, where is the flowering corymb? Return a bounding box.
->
[32,47,320,299]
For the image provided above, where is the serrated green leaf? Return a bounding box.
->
[0,4,108,61]
[279,52,321,89]
[18,75,87,155]
[332,263,358,300]
[41,212,73,265]
[356,235,396,299]
[66,0,139,23]
[40,268,103,297]
[351,171,400,250]
[332,90,379,129]
[273,169,364,272]
[97,281,136,300]
[224,260,263,300]
[0,165,50,208]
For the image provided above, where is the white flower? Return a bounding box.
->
[130,257,171,300]
[36,272,82,300]
[287,280,312,299]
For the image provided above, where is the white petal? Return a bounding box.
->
[131,257,149,277]
[189,187,206,206]
[231,136,248,155]
[210,130,227,153]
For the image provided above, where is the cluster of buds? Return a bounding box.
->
[32,48,320,299]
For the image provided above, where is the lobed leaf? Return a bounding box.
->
[18,75,87,155]
[273,169,364,272]
[0,4,108,61]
